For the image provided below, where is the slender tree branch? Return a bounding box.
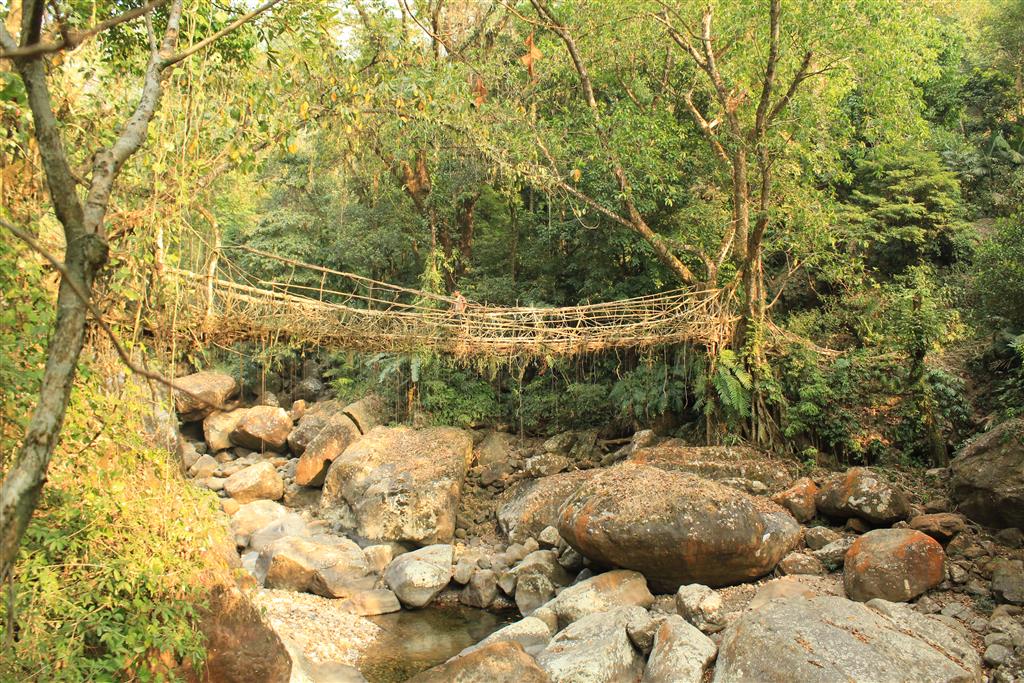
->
[766,50,815,125]
[682,89,729,163]
[0,0,167,60]
[529,0,700,284]
[0,219,226,412]
[162,0,287,68]
[752,0,781,141]
[81,0,184,234]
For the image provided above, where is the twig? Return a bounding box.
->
[1,218,223,413]
[0,0,167,60]
[162,0,287,68]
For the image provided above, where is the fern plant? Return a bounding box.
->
[694,349,753,425]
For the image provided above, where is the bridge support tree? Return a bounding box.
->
[529,0,829,444]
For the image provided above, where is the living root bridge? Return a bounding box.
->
[165,248,737,358]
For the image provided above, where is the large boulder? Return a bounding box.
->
[409,641,551,682]
[192,584,292,682]
[173,371,237,422]
[230,500,289,547]
[341,394,388,434]
[224,462,284,504]
[460,569,499,609]
[771,477,818,522]
[558,464,801,590]
[991,559,1024,605]
[383,544,453,608]
[247,511,309,552]
[950,418,1024,529]
[497,470,596,544]
[542,570,654,630]
[713,596,981,682]
[536,606,647,683]
[320,427,473,545]
[642,615,717,683]
[288,400,346,455]
[203,409,246,452]
[294,415,361,487]
[513,550,573,615]
[843,529,945,602]
[256,535,375,599]
[908,513,967,544]
[230,406,292,452]
[815,467,910,525]
[628,442,796,491]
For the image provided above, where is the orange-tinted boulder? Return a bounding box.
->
[294,415,361,487]
[844,529,945,602]
[497,469,596,544]
[320,426,473,545]
[908,513,967,544]
[558,464,800,591]
[230,406,292,452]
[628,442,796,490]
[772,477,818,522]
[816,468,910,525]
[173,371,238,422]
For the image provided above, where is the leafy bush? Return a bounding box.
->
[511,374,615,436]
[973,213,1024,328]
[609,360,691,426]
[0,375,230,682]
[419,363,500,429]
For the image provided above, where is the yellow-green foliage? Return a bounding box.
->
[1,374,230,682]
[1,236,230,681]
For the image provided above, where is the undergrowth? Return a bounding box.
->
[1,235,228,682]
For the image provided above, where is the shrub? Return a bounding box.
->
[0,374,230,682]
[973,213,1024,328]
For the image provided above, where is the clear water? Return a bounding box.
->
[358,604,517,682]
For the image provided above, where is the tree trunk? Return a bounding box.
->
[0,233,107,577]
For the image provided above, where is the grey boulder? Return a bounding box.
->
[713,596,981,682]
[642,615,717,683]
[536,606,647,683]
[383,544,453,608]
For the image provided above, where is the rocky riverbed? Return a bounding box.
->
[172,369,1024,682]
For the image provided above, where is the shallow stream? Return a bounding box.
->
[357,604,517,682]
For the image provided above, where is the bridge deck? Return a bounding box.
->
[165,253,736,357]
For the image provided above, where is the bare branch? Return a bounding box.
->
[766,50,814,125]
[529,0,598,109]
[682,90,729,163]
[752,0,781,141]
[0,218,225,412]
[0,0,167,60]
[81,0,185,234]
[162,0,287,68]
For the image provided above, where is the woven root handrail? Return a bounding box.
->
[163,256,738,358]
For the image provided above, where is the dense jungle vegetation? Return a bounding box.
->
[1,0,1023,678]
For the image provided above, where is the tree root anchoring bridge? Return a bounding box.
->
[166,249,737,358]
